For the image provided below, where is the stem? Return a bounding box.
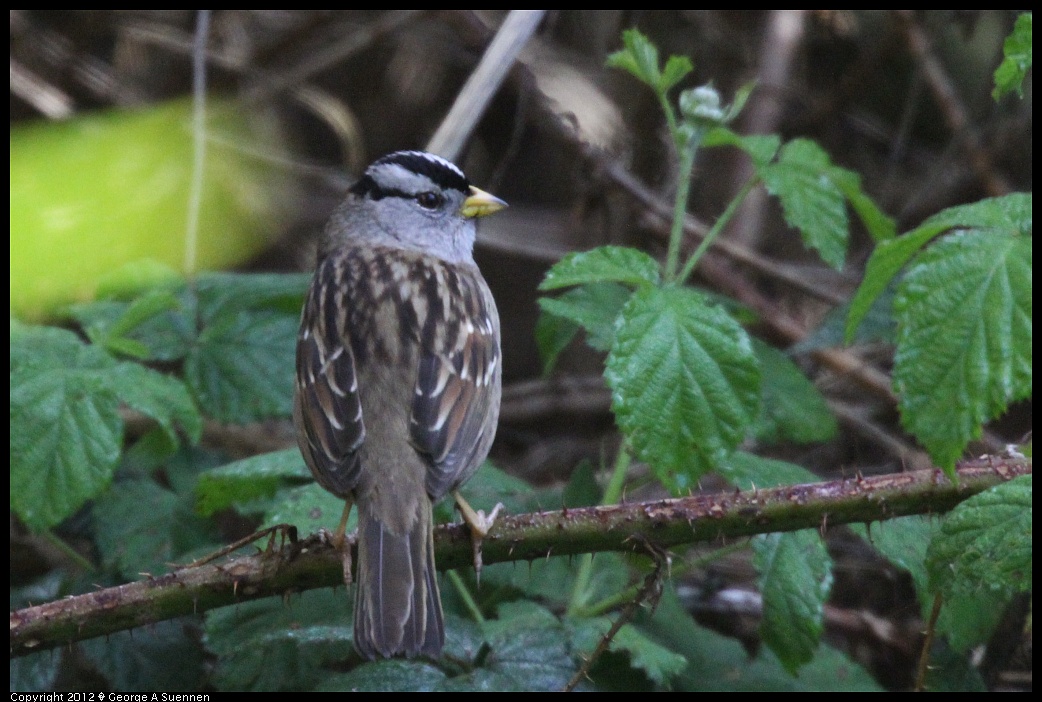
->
[665,137,699,281]
[43,531,97,573]
[678,174,760,284]
[568,448,632,616]
[602,444,632,507]
[447,569,486,624]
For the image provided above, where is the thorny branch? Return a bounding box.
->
[10,456,1029,658]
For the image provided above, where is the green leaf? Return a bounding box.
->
[794,285,896,354]
[475,601,576,691]
[846,193,1031,343]
[205,589,353,691]
[323,660,447,692]
[68,295,195,362]
[10,574,66,692]
[537,281,632,353]
[109,361,202,445]
[852,517,1010,653]
[646,584,881,691]
[593,621,688,687]
[605,287,761,490]
[922,643,988,692]
[433,460,534,524]
[893,231,1031,472]
[562,460,602,508]
[10,326,123,531]
[993,13,1032,100]
[196,448,310,517]
[927,475,1031,596]
[830,167,896,242]
[760,139,850,269]
[534,308,579,375]
[718,451,819,490]
[93,478,218,578]
[185,309,297,422]
[936,590,1009,654]
[660,55,694,92]
[703,127,781,169]
[852,516,936,598]
[752,340,838,444]
[81,618,205,692]
[606,29,664,89]
[754,530,833,675]
[263,483,352,535]
[91,289,182,355]
[540,246,661,291]
[194,272,311,320]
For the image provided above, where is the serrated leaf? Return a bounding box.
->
[760,139,849,269]
[323,660,447,692]
[10,327,123,531]
[262,483,351,535]
[196,448,310,517]
[852,516,936,598]
[185,309,297,422]
[606,29,663,89]
[936,590,1009,654]
[718,451,818,490]
[605,287,761,490]
[614,624,687,687]
[752,340,837,444]
[993,13,1032,100]
[204,589,352,691]
[93,478,218,578]
[754,530,833,675]
[846,193,1031,342]
[100,289,181,347]
[194,272,312,320]
[539,246,661,291]
[478,601,575,691]
[81,618,205,692]
[9,650,63,693]
[109,362,202,444]
[571,617,684,688]
[852,517,1010,653]
[646,584,881,691]
[830,167,896,242]
[927,475,1031,596]
[537,281,632,353]
[660,55,694,92]
[10,573,67,691]
[893,231,1031,472]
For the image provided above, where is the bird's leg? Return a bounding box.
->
[319,498,355,585]
[452,490,503,584]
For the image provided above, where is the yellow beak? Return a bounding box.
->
[460,186,508,219]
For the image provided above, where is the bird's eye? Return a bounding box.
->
[415,191,443,210]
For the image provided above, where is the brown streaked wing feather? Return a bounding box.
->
[410,266,501,499]
[293,259,365,497]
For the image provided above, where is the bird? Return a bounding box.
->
[293,150,506,659]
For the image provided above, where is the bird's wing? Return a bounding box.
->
[409,264,501,499]
[293,258,365,496]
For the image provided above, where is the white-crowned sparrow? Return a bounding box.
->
[293,150,506,659]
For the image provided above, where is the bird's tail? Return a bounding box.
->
[353,499,443,659]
